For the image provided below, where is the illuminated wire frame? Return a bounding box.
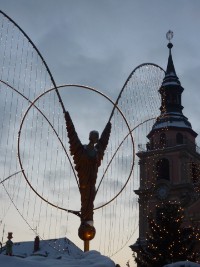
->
[0,10,165,258]
[17,84,134,213]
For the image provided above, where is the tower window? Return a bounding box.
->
[156,158,170,180]
[176,133,183,144]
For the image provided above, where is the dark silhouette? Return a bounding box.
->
[65,111,111,225]
[6,232,13,256]
[34,236,40,252]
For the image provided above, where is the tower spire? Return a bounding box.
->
[166,30,177,76]
[147,31,197,139]
[166,43,177,76]
[159,31,183,115]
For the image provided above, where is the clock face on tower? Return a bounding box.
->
[156,184,169,200]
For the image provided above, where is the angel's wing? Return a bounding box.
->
[96,121,112,165]
[65,111,82,157]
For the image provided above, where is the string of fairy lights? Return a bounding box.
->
[1,12,162,255]
[0,10,167,257]
[134,201,200,265]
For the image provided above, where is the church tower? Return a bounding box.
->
[134,33,200,248]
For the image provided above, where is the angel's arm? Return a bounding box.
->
[65,111,82,157]
[96,121,112,163]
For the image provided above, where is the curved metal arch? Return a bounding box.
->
[0,11,66,113]
[0,79,134,214]
[0,170,22,185]
[17,84,135,214]
[109,63,165,121]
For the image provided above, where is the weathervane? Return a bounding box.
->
[166,30,173,43]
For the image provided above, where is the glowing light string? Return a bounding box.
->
[0,11,166,257]
[109,63,165,122]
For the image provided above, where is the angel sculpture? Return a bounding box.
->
[65,111,112,227]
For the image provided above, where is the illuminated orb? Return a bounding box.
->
[78,223,96,241]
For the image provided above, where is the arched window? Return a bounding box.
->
[160,133,166,147]
[176,133,183,144]
[156,158,170,180]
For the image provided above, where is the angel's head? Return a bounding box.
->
[89,130,99,144]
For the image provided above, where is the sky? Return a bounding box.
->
[1,0,200,134]
[0,1,200,267]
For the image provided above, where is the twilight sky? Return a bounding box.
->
[1,1,200,101]
[0,1,200,266]
[1,0,200,134]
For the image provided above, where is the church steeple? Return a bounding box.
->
[166,42,177,76]
[131,32,200,260]
[159,36,183,115]
[148,31,197,138]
